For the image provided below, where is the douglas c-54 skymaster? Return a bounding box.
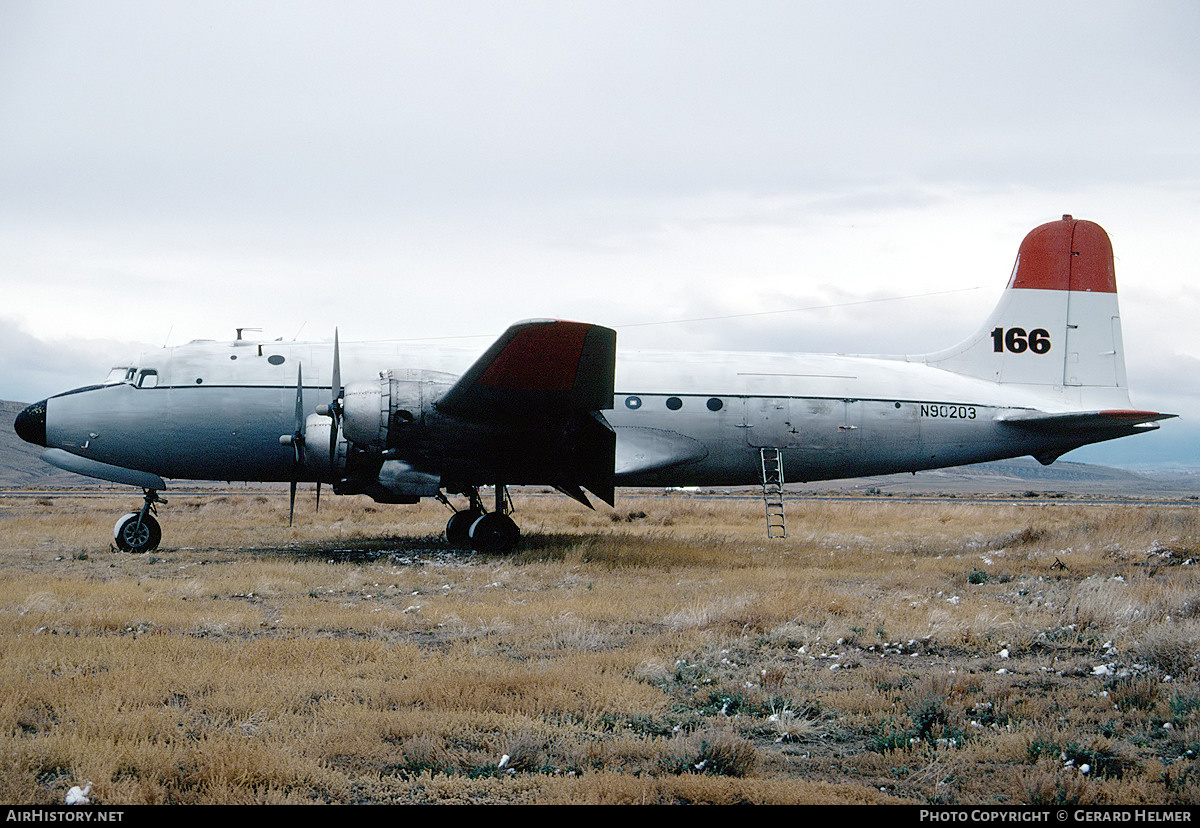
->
[13,216,1173,553]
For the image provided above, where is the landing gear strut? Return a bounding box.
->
[113,489,166,553]
[443,485,520,553]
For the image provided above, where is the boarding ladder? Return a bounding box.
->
[760,447,786,539]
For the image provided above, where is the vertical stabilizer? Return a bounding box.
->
[924,215,1128,407]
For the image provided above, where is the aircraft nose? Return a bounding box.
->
[14,400,47,447]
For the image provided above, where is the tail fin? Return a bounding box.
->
[925,215,1130,408]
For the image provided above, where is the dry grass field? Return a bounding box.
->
[1,487,1198,805]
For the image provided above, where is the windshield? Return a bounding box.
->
[104,367,135,385]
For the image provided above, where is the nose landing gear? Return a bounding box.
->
[113,489,166,553]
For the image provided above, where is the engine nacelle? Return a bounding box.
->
[305,408,442,502]
[301,413,349,477]
[341,369,455,449]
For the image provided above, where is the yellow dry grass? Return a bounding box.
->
[0,488,1198,805]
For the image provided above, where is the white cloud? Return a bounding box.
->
[1,1,1197,463]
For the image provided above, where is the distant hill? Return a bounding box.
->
[0,401,92,486]
[789,458,1200,497]
[2,399,1197,496]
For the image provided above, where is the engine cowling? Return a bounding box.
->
[300,413,349,477]
[341,369,455,450]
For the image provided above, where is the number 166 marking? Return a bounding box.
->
[991,327,1051,354]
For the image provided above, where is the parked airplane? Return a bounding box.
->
[13,215,1172,553]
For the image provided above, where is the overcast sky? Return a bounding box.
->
[2,1,1198,466]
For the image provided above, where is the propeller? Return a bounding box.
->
[315,328,344,478]
[278,332,343,525]
[279,363,305,526]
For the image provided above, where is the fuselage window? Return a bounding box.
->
[624,396,642,410]
[707,398,724,412]
[267,354,286,366]
[137,370,159,389]
[665,396,683,410]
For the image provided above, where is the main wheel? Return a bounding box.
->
[113,513,162,553]
[468,512,520,553]
[445,509,483,548]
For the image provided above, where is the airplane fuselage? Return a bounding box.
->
[37,338,1109,490]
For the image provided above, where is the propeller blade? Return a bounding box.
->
[328,330,342,477]
[294,364,305,447]
[289,364,304,526]
[331,329,341,409]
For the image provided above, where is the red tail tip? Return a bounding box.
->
[1008,217,1117,294]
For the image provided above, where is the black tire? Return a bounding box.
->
[468,512,520,553]
[113,513,162,553]
[445,509,483,548]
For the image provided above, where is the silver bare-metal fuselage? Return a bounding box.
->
[36,338,1109,490]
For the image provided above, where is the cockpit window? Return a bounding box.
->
[104,367,133,385]
[137,370,159,389]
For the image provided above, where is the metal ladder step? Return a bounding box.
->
[760,447,786,539]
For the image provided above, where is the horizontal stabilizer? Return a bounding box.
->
[436,320,617,419]
[998,409,1175,434]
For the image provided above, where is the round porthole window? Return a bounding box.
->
[267,354,286,365]
[665,397,683,410]
[707,398,723,412]
[625,396,642,410]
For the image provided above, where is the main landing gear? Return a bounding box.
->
[113,489,166,553]
[443,486,520,553]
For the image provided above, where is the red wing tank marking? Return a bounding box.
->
[477,322,590,392]
[437,320,616,418]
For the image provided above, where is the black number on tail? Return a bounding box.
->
[991,327,1051,354]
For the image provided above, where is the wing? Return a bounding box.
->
[614,427,709,478]
[40,448,168,489]
[436,319,615,418]
[435,319,617,506]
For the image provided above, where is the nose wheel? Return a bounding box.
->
[113,489,165,553]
